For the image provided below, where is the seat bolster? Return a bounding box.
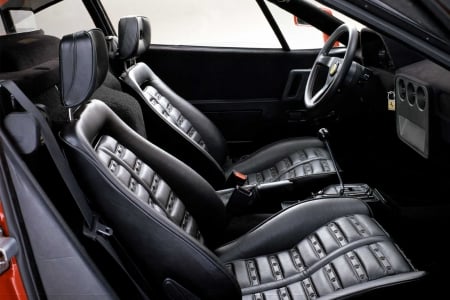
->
[216,197,370,261]
[226,137,327,176]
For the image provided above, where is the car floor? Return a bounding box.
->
[335,131,450,298]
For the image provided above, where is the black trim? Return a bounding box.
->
[318,0,450,69]
[82,0,116,36]
[269,0,343,38]
[347,0,449,53]
[0,135,43,297]
[256,0,290,51]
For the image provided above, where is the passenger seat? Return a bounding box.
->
[116,16,337,189]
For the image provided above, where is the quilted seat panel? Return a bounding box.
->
[142,85,208,151]
[95,135,203,242]
[226,214,416,299]
[245,147,335,185]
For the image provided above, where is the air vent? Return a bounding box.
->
[416,86,427,111]
[395,75,429,158]
[398,78,406,101]
[407,82,416,106]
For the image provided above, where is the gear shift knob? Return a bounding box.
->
[318,128,329,141]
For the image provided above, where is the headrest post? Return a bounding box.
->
[123,58,137,71]
[68,107,75,121]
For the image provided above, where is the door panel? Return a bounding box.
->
[141,46,319,150]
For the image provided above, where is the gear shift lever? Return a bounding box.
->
[318,128,344,195]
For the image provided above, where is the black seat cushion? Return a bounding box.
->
[227,138,335,185]
[224,213,422,299]
[118,16,337,189]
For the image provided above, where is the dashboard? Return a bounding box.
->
[359,29,450,158]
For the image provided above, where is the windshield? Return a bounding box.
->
[0,0,61,12]
[376,0,448,39]
[345,0,449,50]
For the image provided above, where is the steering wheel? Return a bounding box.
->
[304,24,358,109]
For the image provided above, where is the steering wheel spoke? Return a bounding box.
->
[316,54,333,67]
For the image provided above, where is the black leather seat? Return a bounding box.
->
[117,16,337,189]
[60,29,424,299]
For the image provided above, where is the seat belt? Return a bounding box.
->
[0,80,151,299]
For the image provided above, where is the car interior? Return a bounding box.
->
[0,0,449,299]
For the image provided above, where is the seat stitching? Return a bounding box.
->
[269,255,284,281]
[240,235,389,295]
[246,259,260,286]
[302,277,318,299]
[345,251,368,283]
[278,286,291,300]
[98,144,170,218]
[270,157,334,182]
[323,263,342,291]
[327,222,348,247]
[369,244,395,275]
[289,247,305,272]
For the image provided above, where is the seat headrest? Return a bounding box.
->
[118,16,151,60]
[59,29,108,108]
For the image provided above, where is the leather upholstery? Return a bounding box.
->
[95,135,203,241]
[122,61,227,187]
[59,29,108,108]
[118,16,336,189]
[59,29,424,299]
[62,100,239,299]
[225,213,422,299]
[228,138,335,185]
[141,85,208,151]
[118,16,151,60]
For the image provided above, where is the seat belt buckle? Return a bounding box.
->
[226,185,257,215]
[83,215,113,240]
[226,170,248,187]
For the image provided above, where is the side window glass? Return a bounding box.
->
[0,17,5,35]
[267,1,365,50]
[10,10,38,33]
[267,2,329,50]
[35,1,95,38]
[101,0,280,48]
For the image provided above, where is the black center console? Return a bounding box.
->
[281,183,386,210]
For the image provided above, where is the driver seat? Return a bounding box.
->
[117,16,337,189]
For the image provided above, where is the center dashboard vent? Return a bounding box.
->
[396,76,430,158]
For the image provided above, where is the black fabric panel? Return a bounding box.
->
[0,30,59,72]
[0,59,59,96]
[0,30,60,96]
[102,71,122,91]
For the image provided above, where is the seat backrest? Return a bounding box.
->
[118,16,228,188]
[59,28,240,299]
